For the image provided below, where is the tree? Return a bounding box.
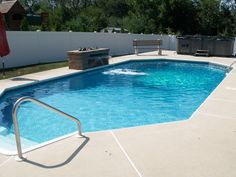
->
[97,0,130,18]
[158,0,198,34]
[80,6,107,31]
[19,0,41,14]
[219,0,236,36]
[17,0,236,36]
[123,13,147,34]
[48,7,64,31]
[196,0,221,35]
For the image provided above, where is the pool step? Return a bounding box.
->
[0,131,38,153]
[195,50,209,56]
[0,126,8,135]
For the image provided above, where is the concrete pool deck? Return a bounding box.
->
[0,50,236,177]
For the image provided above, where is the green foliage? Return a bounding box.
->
[80,6,107,31]
[18,0,236,36]
[97,0,130,18]
[20,17,30,31]
[121,26,125,33]
[48,8,64,31]
[218,1,236,37]
[40,23,47,31]
[123,13,146,34]
[196,0,221,35]
[66,17,88,32]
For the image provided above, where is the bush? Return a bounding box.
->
[40,24,47,31]
[20,17,30,31]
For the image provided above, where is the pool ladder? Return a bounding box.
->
[12,96,82,161]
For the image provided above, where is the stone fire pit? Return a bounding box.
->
[67,48,110,70]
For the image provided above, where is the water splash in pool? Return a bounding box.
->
[103,69,148,76]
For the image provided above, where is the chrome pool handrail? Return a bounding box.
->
[12,96,82,161]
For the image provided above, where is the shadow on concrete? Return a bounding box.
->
[23,135,89,169]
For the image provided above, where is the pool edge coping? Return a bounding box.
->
[0,53,235,156]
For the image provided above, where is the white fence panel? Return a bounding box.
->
[3,31,177,69]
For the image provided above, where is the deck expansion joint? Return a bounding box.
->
[0,156,13,168]
[110,131,143,177]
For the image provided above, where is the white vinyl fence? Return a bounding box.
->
[2,31,177,69]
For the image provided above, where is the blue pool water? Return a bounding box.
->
[0,60,227,148]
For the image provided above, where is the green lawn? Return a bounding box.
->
[0,61,68,80]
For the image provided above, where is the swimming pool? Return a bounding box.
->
[0,60,227,153]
